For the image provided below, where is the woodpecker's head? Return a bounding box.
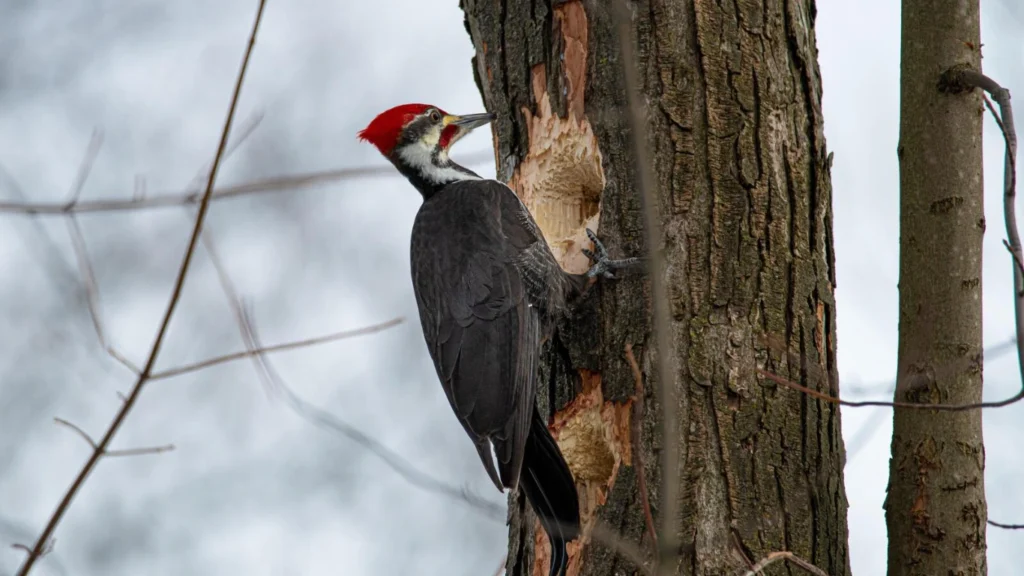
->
[358,103,494,196]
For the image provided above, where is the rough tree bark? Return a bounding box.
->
[884,0,988,574]
[460,1,849,574]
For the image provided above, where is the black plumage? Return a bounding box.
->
[411,180,582,575]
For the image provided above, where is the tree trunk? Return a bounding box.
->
[460,1,849,574]
[884,0,988,574]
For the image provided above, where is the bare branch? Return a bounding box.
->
[625,343,657,553]
[15,3,268,573]
[758,368,1024,411]
[988,519,1024,530]
[740,551,828,576]
[149,319,404,380]
[0,151,493,216]
[610,2,679,570]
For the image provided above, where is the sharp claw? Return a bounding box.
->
[583,230,642,281]
[585,228,609,258]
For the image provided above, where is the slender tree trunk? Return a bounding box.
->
[460,1,849,574]
[884,0,988,574]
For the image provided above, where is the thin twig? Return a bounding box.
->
[988,519,1024,530]
[0,151,493,216]
[60,413,172,458]
[610,2,679,571]
[10,540,54,559]
[52,418,96,449]
[63,130,104,209]
[105,445,176,458]
[52,420,176,458]
[741,551,828,576]
[64,215,140,374]
[15,3,267,574]
[844,338,1017,462]
[758,368,1024,410]
[625,343,657,553]
[762,343,1024,413]
[150,319,404,380]
[1003,239,1024,283]
[183,110,266,193]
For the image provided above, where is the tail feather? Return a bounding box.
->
[521,405,580,576]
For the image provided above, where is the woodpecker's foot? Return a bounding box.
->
[582,228,643,279]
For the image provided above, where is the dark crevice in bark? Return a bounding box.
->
[782,0,821,257]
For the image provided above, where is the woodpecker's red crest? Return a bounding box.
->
[358,103,439,155]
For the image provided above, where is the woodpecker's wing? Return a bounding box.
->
[410,179,544,492]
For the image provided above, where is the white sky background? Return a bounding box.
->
[0,1,1021,575]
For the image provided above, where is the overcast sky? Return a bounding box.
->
[1,1,1022,575]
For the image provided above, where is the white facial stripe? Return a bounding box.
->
[396,141,480,184]
[420,124,442,148]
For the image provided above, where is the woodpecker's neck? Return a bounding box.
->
[391,144,481,199]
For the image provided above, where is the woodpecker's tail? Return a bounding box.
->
[521,405,580,576]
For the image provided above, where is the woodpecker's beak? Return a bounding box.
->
[446,112,496,131]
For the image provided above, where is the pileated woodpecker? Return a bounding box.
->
[359,103,637,576]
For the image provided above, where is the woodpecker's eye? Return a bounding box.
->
[429,110,442,123]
